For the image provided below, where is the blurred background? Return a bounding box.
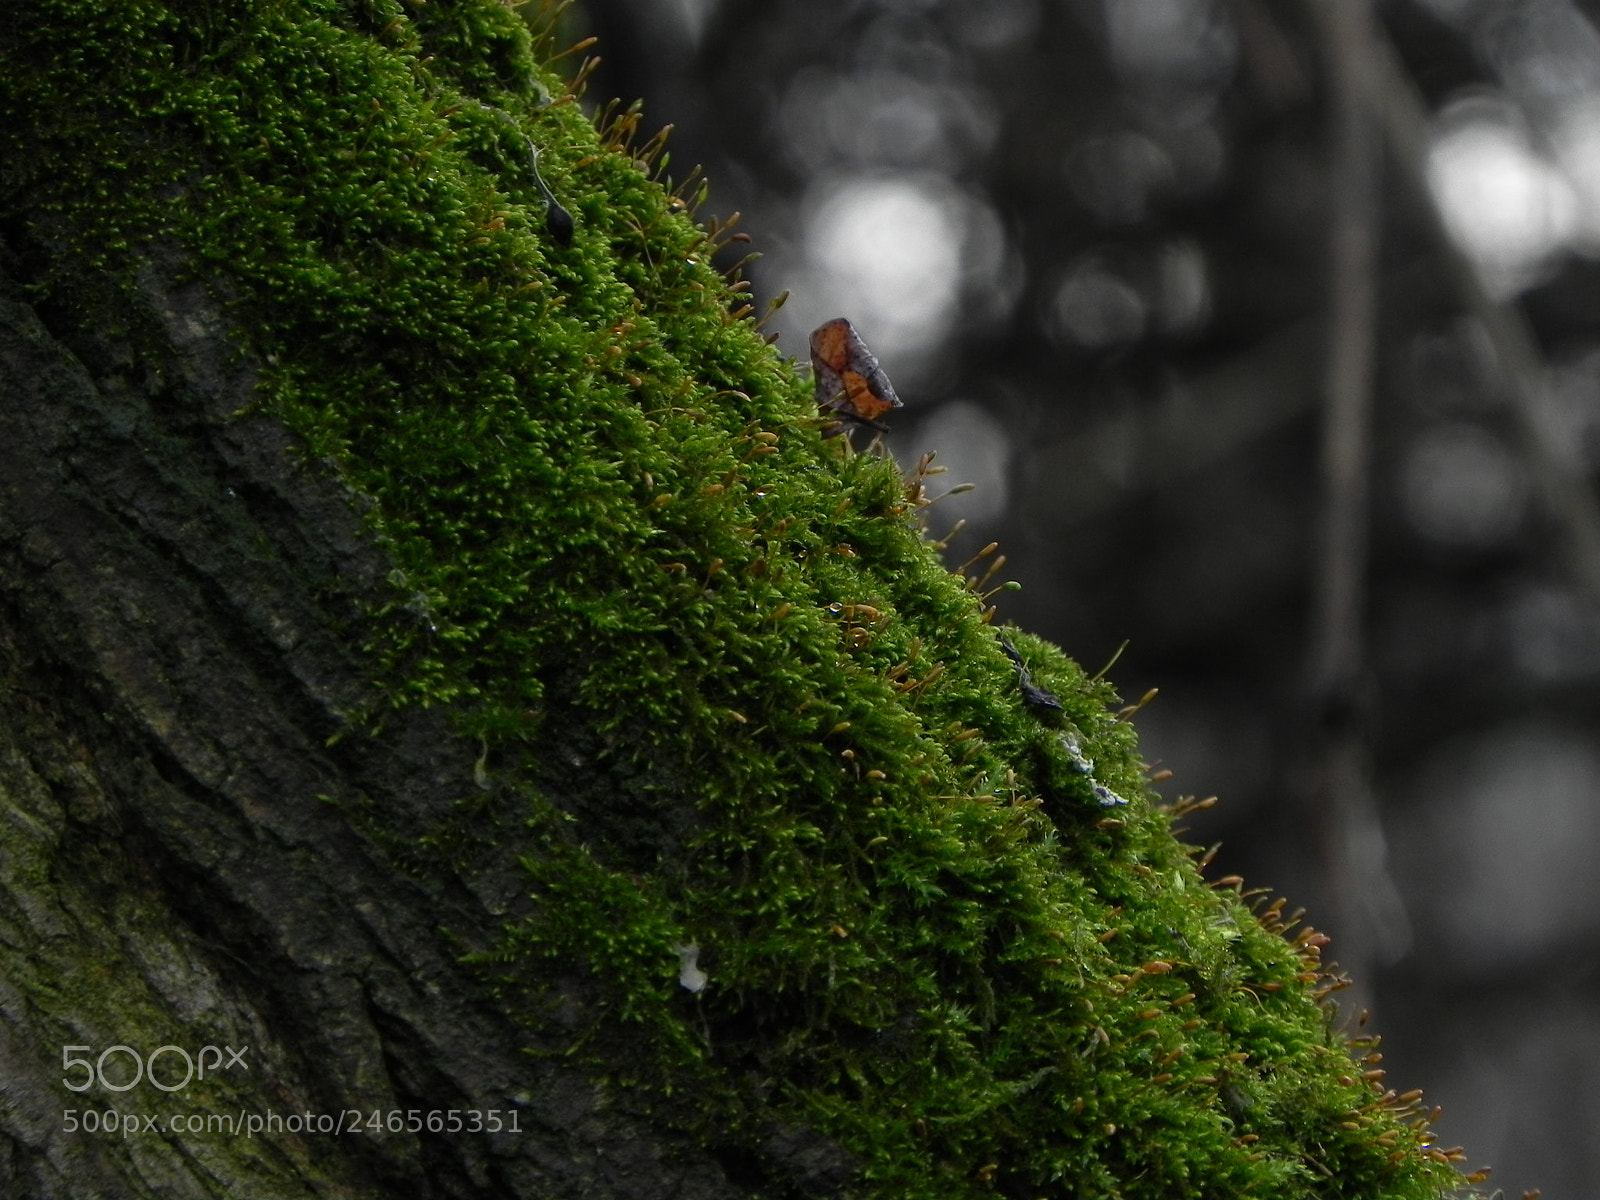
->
[553,0,1600,1192]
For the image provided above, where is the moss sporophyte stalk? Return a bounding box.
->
[0,0,1474,1194]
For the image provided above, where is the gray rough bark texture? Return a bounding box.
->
[0,255,770,1198]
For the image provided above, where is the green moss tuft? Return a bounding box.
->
[0,0,1469,1194]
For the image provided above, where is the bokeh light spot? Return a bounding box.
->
[1047,259,1146,349]
[1401,422,1528,548]
[1404,724,1600,968]
[1427,97,1579,295]
[800,176,965,357]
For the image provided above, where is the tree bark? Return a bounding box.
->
[0,249,765,1197]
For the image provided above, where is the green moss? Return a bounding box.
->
[0,1,1470,1195]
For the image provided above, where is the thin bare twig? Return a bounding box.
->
[1310,0,1378,703]
[1305,0,1410,1008]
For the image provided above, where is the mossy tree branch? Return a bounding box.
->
[0,1,1471,1196]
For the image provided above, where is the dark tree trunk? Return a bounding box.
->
[0,252,759,1197]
